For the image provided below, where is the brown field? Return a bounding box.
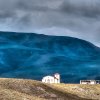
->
[0,78,99,100]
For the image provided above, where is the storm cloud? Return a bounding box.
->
[0,0,100,46]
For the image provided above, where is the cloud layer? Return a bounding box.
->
[0,0,100,46]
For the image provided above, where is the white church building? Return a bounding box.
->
[42,73,60,83]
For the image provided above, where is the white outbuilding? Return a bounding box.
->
[80,80,100,84]
[42,73,60,84]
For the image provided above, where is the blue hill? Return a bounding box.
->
[0,31,100,83]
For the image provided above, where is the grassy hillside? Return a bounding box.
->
[0,78,99,100]
[52,84,100,100]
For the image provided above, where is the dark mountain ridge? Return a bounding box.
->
[0,31,100,83]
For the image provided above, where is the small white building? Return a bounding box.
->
[80,80,100,84]
[42,73,60,84]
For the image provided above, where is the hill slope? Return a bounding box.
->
[0,78,97,100]
[0,31,100,83]
[52,84,100,100]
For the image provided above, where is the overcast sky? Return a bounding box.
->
[0,0,100,47]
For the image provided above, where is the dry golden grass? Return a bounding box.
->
[0,78,99,100]
[51,84,100,100]
[0,87,43,100]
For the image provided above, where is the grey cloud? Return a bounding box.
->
[0,0,100,47]
[60,0,100,18]
[16,0,62,11]
[16,0,49,12]
[0,11,16,19]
